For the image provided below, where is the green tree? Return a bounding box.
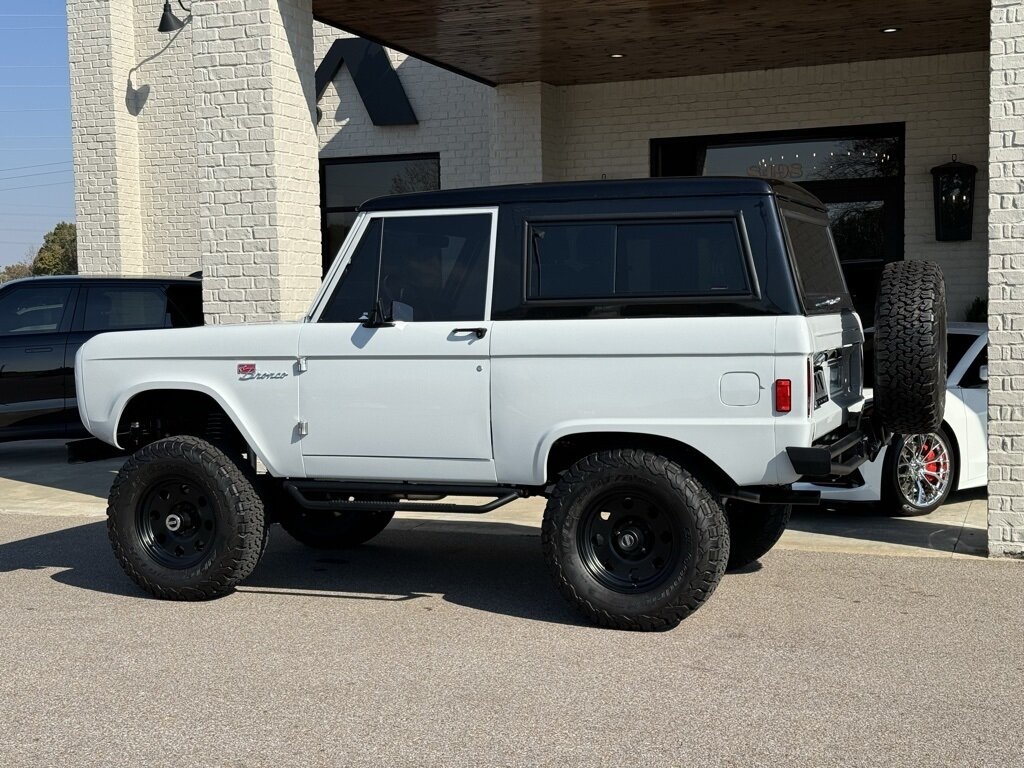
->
[0,248,35,284]
[31,221,77,276]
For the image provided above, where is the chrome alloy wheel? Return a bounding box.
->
[895,432,952,509]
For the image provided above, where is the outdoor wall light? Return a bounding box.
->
[930,155,977,241]
[158,1,191,33]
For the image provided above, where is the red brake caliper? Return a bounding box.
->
[922,443,939,485]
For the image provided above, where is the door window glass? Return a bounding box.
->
[320,155,440,275]
[320,214,492,323]
[83,286,170,331]
[320,218,383,323]
[0,284,72,335]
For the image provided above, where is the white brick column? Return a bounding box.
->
[489,82,564,184]
[68,0,144,275]
[193,0,321,324]
[987,0,1024,558]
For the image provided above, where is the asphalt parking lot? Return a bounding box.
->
[1,441,1021,767]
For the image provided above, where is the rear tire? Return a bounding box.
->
[873,260,947,434]
[107,436,266,600]
[724,501,791,570]
[881,427,957,516]
[542,449,729,631]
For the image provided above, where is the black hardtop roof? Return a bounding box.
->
[1,274,200,289]
[359,176,825,212]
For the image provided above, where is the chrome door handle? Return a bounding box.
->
[452,327,487,339]
[24,347,53,353]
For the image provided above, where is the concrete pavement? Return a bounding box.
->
[1,509,1022,768]
[0,439,1019,766]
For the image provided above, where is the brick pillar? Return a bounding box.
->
[68,0,144,275]
[193,0,321,324]
[987,0,1024,558]
[489,82,563,185]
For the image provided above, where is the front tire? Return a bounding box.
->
[542,449,729,631]
[881,427,956,516]
[107,436,266,600]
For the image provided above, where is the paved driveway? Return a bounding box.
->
[0,441,1019,767]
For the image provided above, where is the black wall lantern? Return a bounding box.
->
[930,155,977,241]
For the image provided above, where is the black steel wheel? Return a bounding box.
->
[136,476,220,569]
[576,489,683,593]
[107,436,266,600]
[543,448,729,631]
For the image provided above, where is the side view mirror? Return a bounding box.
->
[979,364,988,383]
[362,298,395,329]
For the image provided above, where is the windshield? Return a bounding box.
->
[782,210,853,314]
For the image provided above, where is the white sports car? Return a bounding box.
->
[800,323,988,516]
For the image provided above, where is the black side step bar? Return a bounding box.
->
[282,480,527,514]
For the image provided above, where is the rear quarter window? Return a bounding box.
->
[783,212,852,314]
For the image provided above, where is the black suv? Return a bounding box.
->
[0,275,202,443]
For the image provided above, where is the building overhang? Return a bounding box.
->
[312,0,990,87]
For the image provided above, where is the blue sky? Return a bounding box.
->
[0,0,73,268]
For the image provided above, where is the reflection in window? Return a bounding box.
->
[528,219,750,301]
[84,287,170,331]
[320,214,491,324]
[320,155,440,275]
[0,285,72,335]
[703,136,900,182]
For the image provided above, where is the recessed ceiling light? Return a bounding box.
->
[880,27,901,33]
[610,53,624,58]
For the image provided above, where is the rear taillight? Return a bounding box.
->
[775,379,792,413]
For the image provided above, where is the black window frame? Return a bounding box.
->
[520,211,760,307]
[320,152,441,275]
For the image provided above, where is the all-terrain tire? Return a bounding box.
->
[724,502,792,571]
[542,449,729,631]
[276,495,395,550]
[107,435,267,600]
[873,260,947,434]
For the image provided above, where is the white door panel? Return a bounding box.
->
[298,321,492,464]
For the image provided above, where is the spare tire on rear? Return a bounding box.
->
[873,260,947,434]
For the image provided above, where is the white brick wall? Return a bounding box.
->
[69,0,144,275]
[545,53,990,321]
[193,0,321,323]
[987,1,1024,558]
[134,0,199,276]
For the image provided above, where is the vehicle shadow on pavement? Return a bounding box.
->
[245,524,588,626]
[0,519,142,598]
[0,440,123,499]
[0,518,590,626]
[787,491,987,556]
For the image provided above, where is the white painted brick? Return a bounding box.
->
[988,6,1024,558]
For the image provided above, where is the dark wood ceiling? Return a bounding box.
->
[312,0,989,86]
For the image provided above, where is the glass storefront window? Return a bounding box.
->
[320,154,440,275]
[702,137,900,183]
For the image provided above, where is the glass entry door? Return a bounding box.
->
[651,123,905,321]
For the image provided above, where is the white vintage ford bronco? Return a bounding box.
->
[75,178,946,630]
